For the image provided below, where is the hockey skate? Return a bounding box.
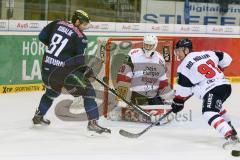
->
[228,122,238,136]
[32,110,50,125]
[87,119,111,135]
[223,134,240,150]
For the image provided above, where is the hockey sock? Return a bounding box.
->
[83,97,99,120]
[219,108,231,123]
[37,94,54,115]
[203,111,233,137]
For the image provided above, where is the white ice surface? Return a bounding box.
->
[0,84,239,160]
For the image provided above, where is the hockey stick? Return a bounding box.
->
[94,76,173,138]
[119,109,173,138]
[93,77,151,119]
[119,95,194,138]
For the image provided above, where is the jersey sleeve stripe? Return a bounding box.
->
[158,79,169,90]
[213,118,225,129]
[177,73,194,87]
[219,109,227,116]
[214,51,224,61]
[116,74,131,83]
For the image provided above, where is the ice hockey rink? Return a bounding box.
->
[0,84,239,160]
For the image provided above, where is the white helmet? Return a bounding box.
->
[143,34,158,57]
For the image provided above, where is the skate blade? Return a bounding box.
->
[30,125,45,130]
[30,122,50,129]
[86,130,111,138]
[223,141,240,150]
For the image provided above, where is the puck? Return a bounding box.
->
[231,150,240,157]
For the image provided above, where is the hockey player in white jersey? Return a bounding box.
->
[171,38,238,147]
[116,34,174,106]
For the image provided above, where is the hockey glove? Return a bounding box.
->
[171,98,184,113]
[83,66,95,79]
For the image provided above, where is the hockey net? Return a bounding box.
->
[94,37,176,122]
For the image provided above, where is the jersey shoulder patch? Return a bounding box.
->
[177,72,194,87]
[213,51,224,61]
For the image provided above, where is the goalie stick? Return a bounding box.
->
[119,109,172,138]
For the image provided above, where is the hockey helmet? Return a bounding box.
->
[175,38,192,50]
[72,10,90,24]
[143,34,158,57]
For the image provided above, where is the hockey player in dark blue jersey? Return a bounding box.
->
[32,10,111,134]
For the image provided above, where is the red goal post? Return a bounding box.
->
[98,37,176,118]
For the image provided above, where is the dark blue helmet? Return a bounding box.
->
[176,38,192,50]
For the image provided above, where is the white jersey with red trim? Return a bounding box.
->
[117,48,168,98]
[175,51,232,99]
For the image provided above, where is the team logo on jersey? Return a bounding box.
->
[143,66,160,77]
[215,99,222,110]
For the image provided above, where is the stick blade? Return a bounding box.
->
[232,150,240,157]
[119,129,141,138]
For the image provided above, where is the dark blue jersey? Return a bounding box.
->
[39,20,87,71]
[39,20,88,84]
